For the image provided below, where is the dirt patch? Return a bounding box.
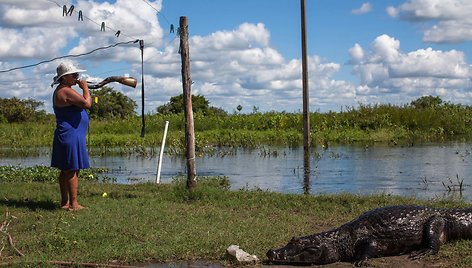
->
[141,256,449,267]
[263,255,448,267]
[319,256,441,267]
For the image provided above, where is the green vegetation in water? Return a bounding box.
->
[0,172,471,267]
[2,96,472,156]
[0,165,112,183]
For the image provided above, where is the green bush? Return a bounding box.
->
[157,94,227,116]
[89,86,137,119]
[0,97,49,123]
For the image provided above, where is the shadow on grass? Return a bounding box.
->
[0,198,58,211]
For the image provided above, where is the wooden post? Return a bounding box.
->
[301,0,311,193]
[139,40,145,138]
[179,16,197,190]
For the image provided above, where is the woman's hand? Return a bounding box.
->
[76,79,89,91]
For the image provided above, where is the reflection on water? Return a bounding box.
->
[2,142,472,201]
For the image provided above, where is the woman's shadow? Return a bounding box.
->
[0,198,58,211]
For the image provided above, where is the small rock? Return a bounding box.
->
[226,245,259,264]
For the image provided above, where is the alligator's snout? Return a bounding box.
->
[267,248,286,261]
[266,249,277,260]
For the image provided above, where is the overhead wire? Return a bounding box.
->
[46,0,178,47]
[1,0,180,73]
[0,67,133,85]
[46,0,177,52]
[3,0,178,106]
[142,35,179,63]
[141,0,172,27]
[43,0,164,66]
[44,0,180,64]
[0,40,140,74]
[137,0,180,62]
[44,0,139,41]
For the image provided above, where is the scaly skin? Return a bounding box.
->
[267,205,472,266]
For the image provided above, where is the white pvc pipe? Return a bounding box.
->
[155,121,169,184]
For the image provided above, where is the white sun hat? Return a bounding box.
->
[51,62,86,87]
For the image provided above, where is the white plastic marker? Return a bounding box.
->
[156,121,169,183]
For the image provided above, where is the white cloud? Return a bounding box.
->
[141,22,355,112]
[388,0,471,20]
[389,48,469,79]
[352,3,372,15]
[349,34,472,104]
[386,6,399,17]
[423,20,472,43]
[387,0,472,43]
[1,0,471,114]
[348,43,365,64]
[370,34,400,63]
[0,11,76,59]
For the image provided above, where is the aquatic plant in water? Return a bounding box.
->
[0,165,110,183]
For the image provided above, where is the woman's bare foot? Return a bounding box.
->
[68,204,86,211]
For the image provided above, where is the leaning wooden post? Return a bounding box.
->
[155,121,169,184]
[179,16,197,190]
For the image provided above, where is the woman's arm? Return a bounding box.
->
[56,81,92,109]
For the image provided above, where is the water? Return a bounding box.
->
[2,142,472,201]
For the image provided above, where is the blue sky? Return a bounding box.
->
[0,0,471,114]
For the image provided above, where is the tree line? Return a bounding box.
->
[0,86,226,123]
[0,87,466,129]
[0,87,137,123]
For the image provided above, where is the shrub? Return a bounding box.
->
[0,97,47,123]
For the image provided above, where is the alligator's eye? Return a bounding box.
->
[303,245,324,260]
[289,237,301,246]
[298,238,310,246]
[305,246,320,253]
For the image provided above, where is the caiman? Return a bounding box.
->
[266,205,472,266]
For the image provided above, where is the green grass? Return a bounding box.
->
[0,166,110,183]
[3,101,472,156]
[0,176,471,267]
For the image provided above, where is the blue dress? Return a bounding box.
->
[51,104,90,171]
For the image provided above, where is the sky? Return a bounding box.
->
[0,0,471,114]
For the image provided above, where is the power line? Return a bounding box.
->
[0,40,139,74]
[1,2,179,73]
[44,0,138,41]
[143,34,179,63]
[138,0,178,49]
[138,1,180,61]
[0,67,136,86]
[45,0,178,49]
[141,0,172,27]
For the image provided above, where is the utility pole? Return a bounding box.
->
[300,0,311,194]
[179,16,197,190]
[140,40,145,138]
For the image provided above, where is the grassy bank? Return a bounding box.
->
[1,176,471,267]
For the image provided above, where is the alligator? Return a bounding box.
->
[266,205,472,266]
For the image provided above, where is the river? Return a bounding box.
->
[2,142,472,202]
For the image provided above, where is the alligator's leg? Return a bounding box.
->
[354,239,380,267]
[409,216,445,260]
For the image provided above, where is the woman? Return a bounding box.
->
[51,62,91,211]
